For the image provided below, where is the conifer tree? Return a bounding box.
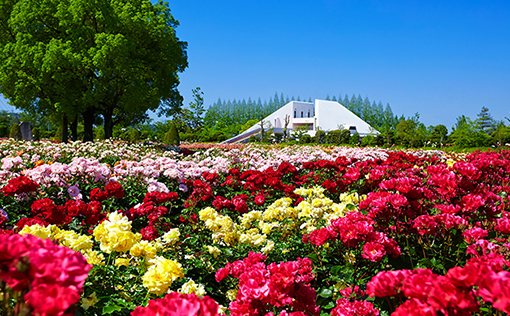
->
[9,123,21,140]
[476,106,495,134]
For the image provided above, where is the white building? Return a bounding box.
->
[223,99,379,143]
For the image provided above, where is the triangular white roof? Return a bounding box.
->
[223,99,378,143]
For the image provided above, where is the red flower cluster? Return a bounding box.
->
[90,181,125,201]
[216,252,319,316]
[0,234,91,315]
[303,211,401,262]
[1,175,39,196]
[31,198,70,225]
[131,292,219,316]
[18,198,106,229]
[143,191,179,204]
[367,259,510,315]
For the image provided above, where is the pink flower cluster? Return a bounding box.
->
[331,298,380,316]
[0,234,91,315]
[216,252,319,316]
[131,292,219,316]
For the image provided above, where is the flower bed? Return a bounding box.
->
[1,140,509,315]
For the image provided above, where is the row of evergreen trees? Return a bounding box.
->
[204,93,402,139]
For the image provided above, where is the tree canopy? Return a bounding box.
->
[0,0,187,141]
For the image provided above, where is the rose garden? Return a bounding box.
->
[1,139,510,315]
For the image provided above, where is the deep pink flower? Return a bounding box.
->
[25,283,80,315]
[366,270,410,297]
[90,188,108,201]
[462,227,488,244]
[392,298,436,316]
[331,298,379,316]
[141,225,160,241]
[254,192,265,206]
[131,292,220,316]
[362,242,386,262]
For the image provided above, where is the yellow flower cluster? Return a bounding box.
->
[206,245,221,258]
[20,224,93,252]
[263,197,296,221]
[93,211,140,253]
[162,228,180,245]
[54,230,94,252]
[239,228,266,247]
[130,240,158,259]
[199,207,239,245]
[178,279,206,298]
[142,257,184,295]
[19,223,104,265]
[19,223,60,240]
[82,250,105,265]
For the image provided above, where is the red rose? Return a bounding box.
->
[1,175,39,196]
[105,181,125,199]
[141,225,159,241]
[254,192,265,206]
[90,188,108,201]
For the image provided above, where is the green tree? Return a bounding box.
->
[315,130,326,144]
[448,115,491,148]
[189,87,205,130]
[0,111,15,137]
[395,113,425,147]
[476,106,495,135]
[9,123,21,140]
[428,125,448,148]
[164,124,180,145]
[31,127,40,141]
[0,0,187,142]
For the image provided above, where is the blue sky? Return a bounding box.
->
[2,0,509,130]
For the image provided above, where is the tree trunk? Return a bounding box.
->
[62,113,68,143]
[70,114,78,141]
[82,108,95,142]
[104,110,113,139]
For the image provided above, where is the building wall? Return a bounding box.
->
[315,100,378,135]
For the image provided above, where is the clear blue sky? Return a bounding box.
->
[1,0,509,130]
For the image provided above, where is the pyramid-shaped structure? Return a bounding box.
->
[223,99,378,144]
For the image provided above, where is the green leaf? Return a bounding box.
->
[306,253,319,264]
[346,203,356,210]
[318,288,333,298]
[103,302,123,314]
[331,265,343,275]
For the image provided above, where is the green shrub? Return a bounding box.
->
[340,129,351,144]
[299,134,313,144]
[274,133,283,143]
[129,129,141,143]
[326,130,342,145]
[315,130,326,144]
[164,124,180,145]
[9,123,22,140]
[32,127,40,141]
[349,132,360,146]
[53,125,63,141]
[95,126,105,140]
